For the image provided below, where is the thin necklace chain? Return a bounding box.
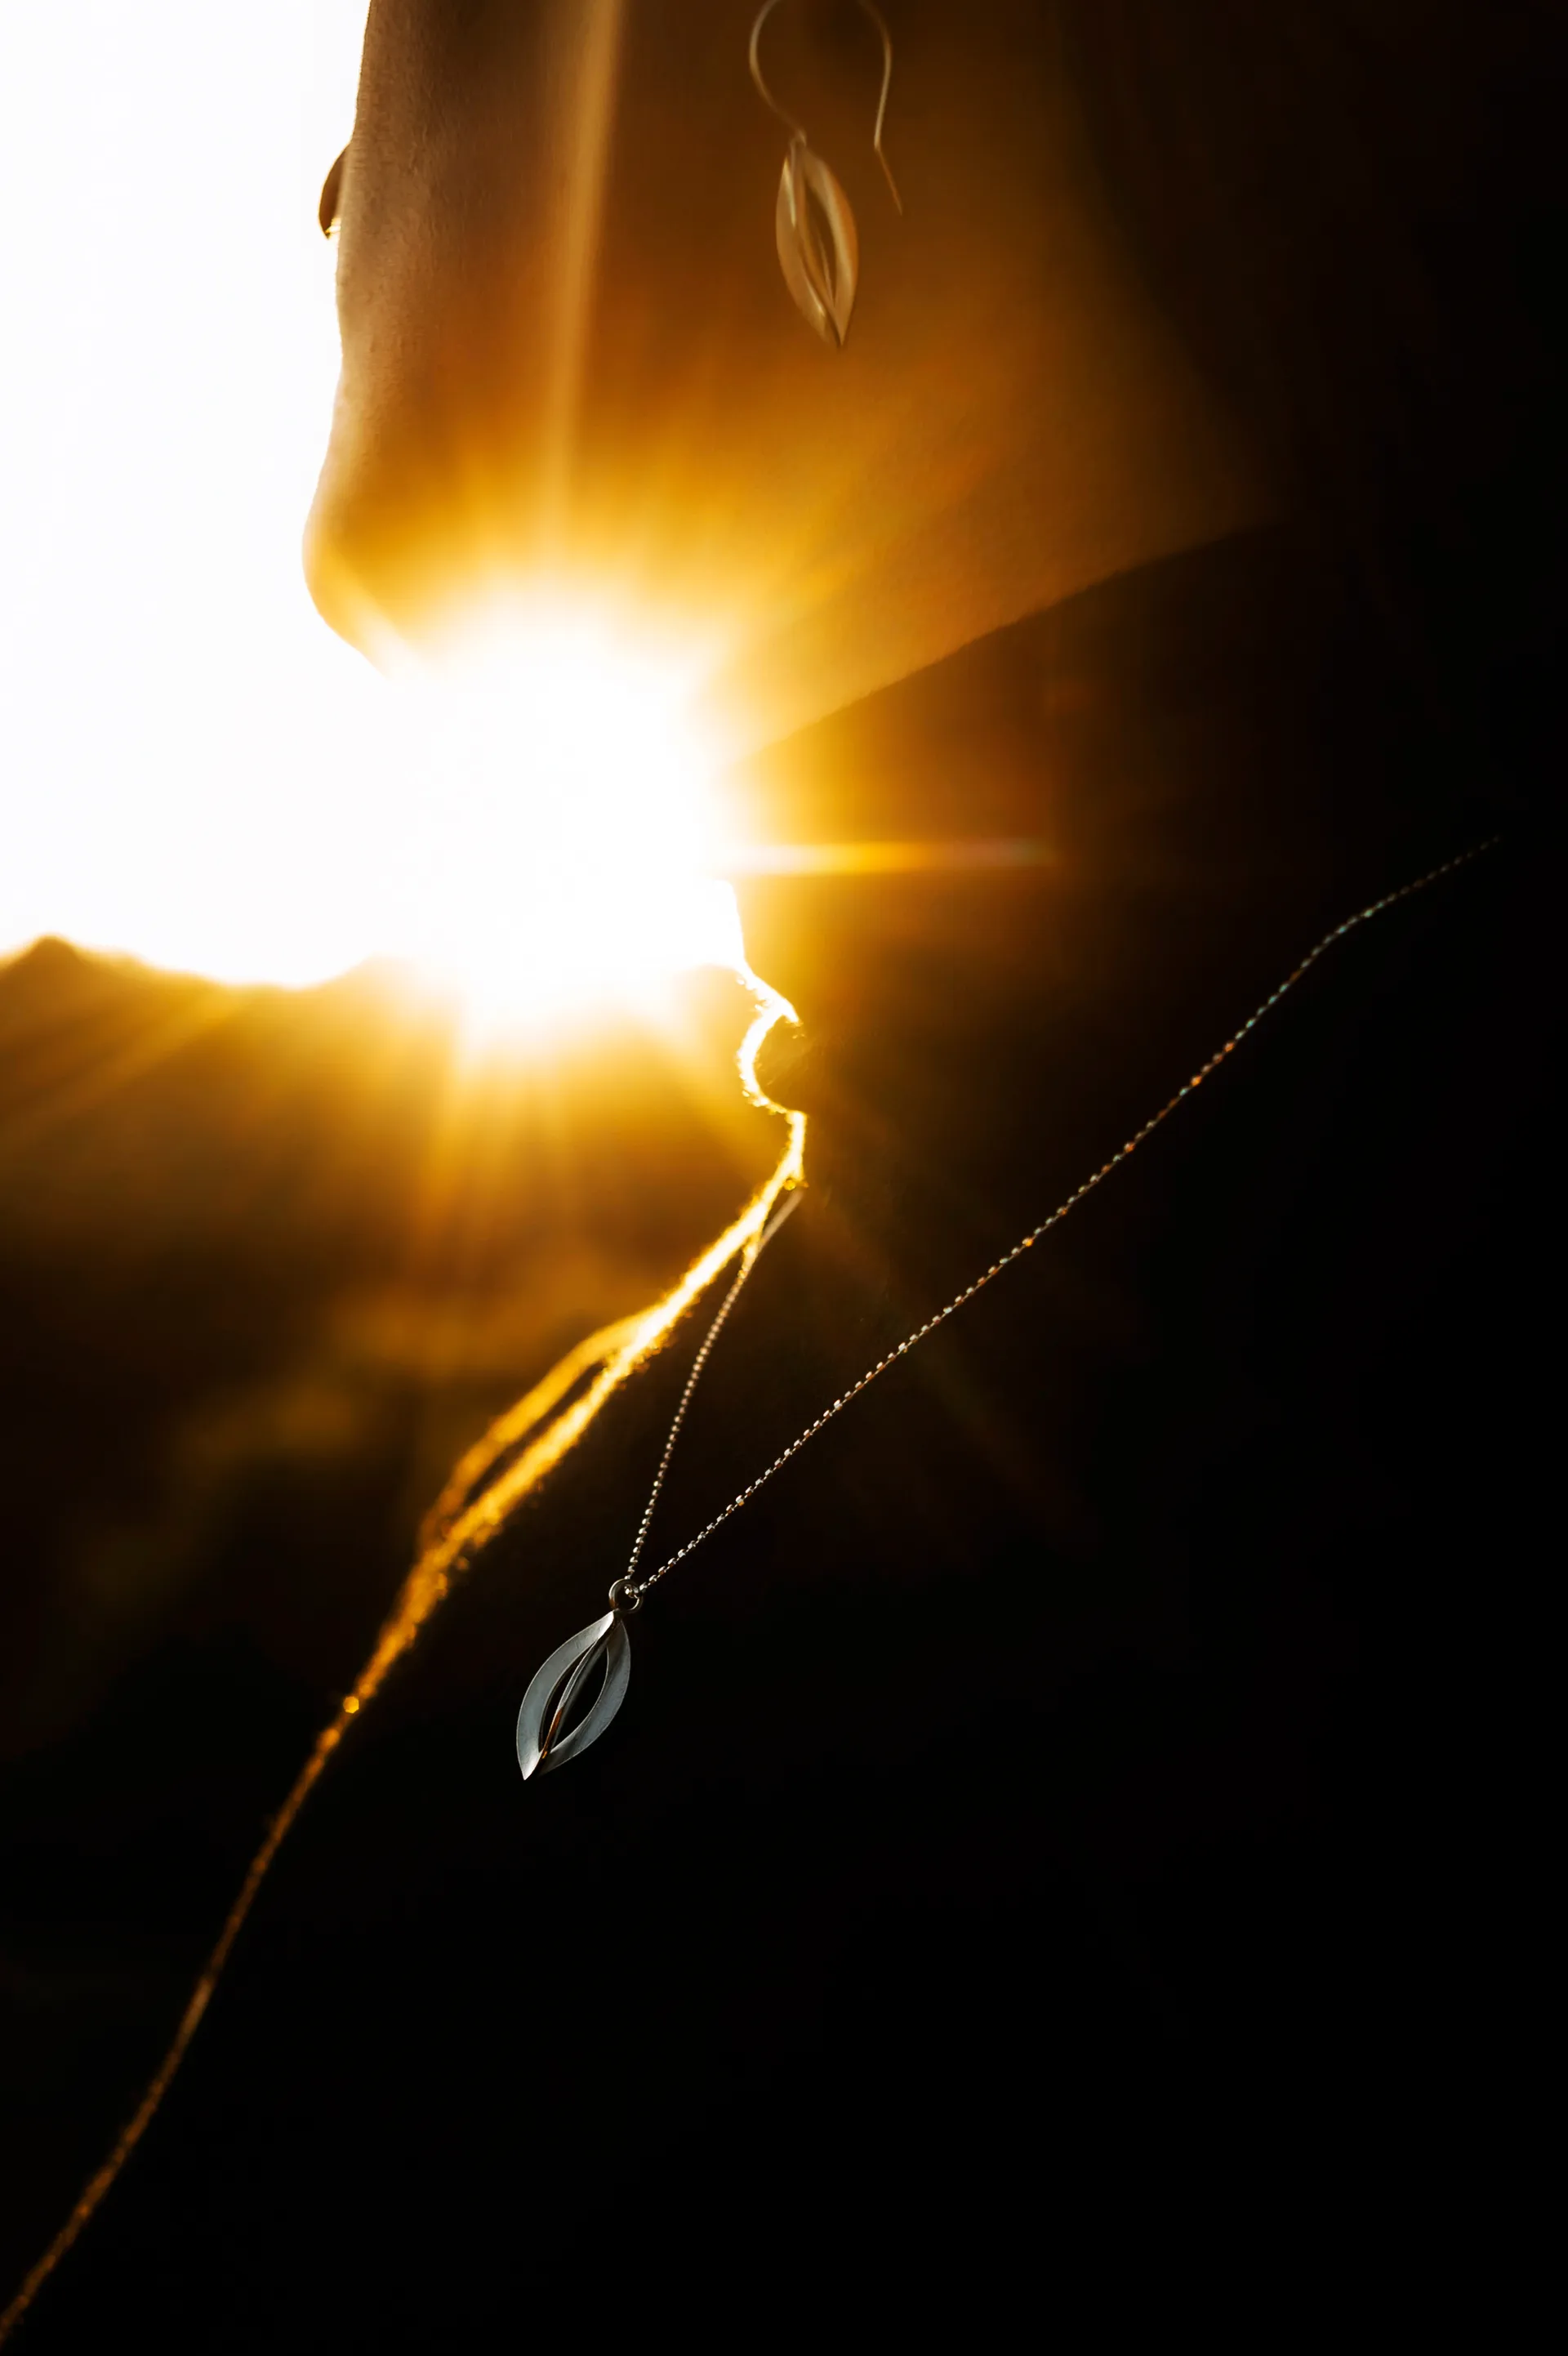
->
[621,836,1500,1606]
[621,1186,804,1590]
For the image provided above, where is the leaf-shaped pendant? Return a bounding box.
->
[776,133,859,349]
[516,1609,631,1780]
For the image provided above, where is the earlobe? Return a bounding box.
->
[318,145,348,239]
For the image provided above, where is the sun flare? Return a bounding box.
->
[376,608,745,1040]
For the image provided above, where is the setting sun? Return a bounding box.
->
[376,610,746,1036]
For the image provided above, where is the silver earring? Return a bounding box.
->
[749,0,902,350]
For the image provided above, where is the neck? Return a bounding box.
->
[732,531,1494,1275]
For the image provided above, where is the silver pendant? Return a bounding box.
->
[776,134,859,349]
[516,1609,631,1780]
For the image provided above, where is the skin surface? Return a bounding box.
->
[305,0,1266,754]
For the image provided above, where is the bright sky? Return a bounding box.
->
[0,2,741,1019]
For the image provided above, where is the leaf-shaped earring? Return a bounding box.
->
[750,0,902,350]
[777,132,859,350]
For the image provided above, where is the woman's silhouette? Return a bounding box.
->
[11,2,1561,2340]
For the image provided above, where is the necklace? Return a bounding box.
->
[516,836,1499,1779]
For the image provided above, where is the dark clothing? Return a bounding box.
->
[23,537,1557,2340]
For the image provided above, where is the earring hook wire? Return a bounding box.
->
[749,0,902,213]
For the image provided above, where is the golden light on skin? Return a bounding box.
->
[0,0,780,1045]
[0,0,1058,1038]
